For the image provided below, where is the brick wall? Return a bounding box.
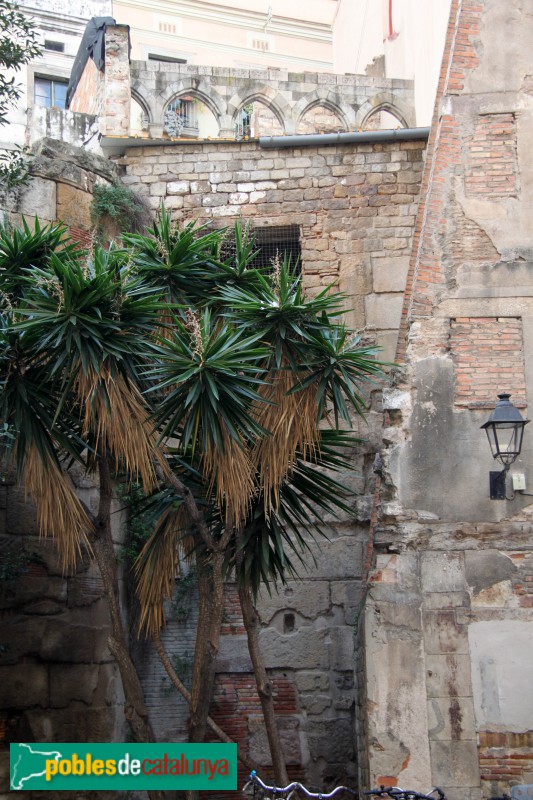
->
[371,1,533,797]
[450,317,526,408]
[509,550,533,610]
[207,673,303,798]
[396,0,485,362]
[479,731,533,795]
[465,114,518,198]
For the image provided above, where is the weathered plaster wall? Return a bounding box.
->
[362,1,533,797]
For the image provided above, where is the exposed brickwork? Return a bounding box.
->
[68,226,94,249]
[450,317,526,408]
[447,201,500,263]
[375,0,533,794]
[206,673,302,800]
[465,114,518,198]
[479,730,533,796]
[508,551,533,609]
[396,0,485,363]
[446,3,481,95]
[221,585,245,636]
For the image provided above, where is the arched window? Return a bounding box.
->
[164,97,199,137]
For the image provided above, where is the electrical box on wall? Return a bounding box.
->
[512,473,526,491]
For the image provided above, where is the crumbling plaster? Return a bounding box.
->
[360,0,533,797]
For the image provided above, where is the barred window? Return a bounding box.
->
[222,225,301,273]
[164,97,199,137]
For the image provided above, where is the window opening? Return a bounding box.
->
[44,40,64,52]
[34,77,68,109]
[148,54,186,64]
[235,104,253,139]
[221,225,301,273]
[164,97,198,137]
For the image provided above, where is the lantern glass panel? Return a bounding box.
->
[486,421,525,465]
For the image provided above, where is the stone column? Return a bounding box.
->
[102,25,131,137]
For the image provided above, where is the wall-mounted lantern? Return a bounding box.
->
[481,393,529,499]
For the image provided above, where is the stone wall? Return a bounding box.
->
[121,136,424,360]
[361,0,533,798]
[1,137,117,243]
[0,141,123,797]
[118,132,425,791]
[0,126,425,794]
[0,472,128,800]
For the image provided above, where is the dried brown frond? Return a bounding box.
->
[135,505,190,636]
[253,368,319,514]
[203,427,255,529]
[77,365,167,492]
[23,444,92,572]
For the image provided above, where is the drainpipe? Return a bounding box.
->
[259,127,429,149]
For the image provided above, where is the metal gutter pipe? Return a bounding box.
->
[259,127,430,149]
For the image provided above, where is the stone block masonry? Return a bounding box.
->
[0,130,424,796]
[67,24,416,141]
[122,138,424,356]
[119,135,423,789]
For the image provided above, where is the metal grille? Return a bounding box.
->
[221,225,301,273]
[164,98,199,137]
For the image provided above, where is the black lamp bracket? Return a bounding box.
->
[489,466,510,500]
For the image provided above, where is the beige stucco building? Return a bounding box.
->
[333,0,453,126]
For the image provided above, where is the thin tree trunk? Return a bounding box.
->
[91,456,165,800]
[188,547,226,743]
[153,633,259,773]
[185,546,227,800]
[238,582,288,786]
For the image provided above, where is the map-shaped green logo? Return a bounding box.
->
[10,742,237,791]
[10,743,63,790]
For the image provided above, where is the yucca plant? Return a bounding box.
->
[0,220,171,796]
[131,233,386,783]
[1,212,385,789]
